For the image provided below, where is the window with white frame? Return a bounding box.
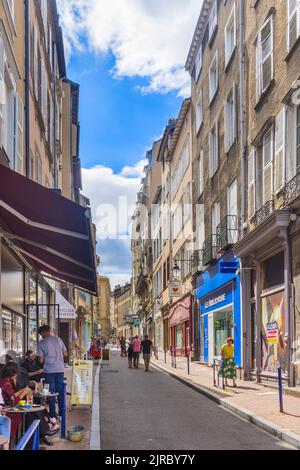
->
[274,107,286,193]
[183,186,191,224]
[15,94,24,174]
[196,203,205,251]
[248,150,256,218]
[198,150,204,195]
[227,179,238,243]
[209,121,219,177]
[224,4,236,68]
[262,127,274,204]
[196,90,203,133]
[209,52,218,103]
[256,15,274,100]
[212,202,220,235]
[209,0,218,41]
[287,0,300,51]
[224,84,236,152]
[195,45,202,81]
[172,139,190,198]
[173,200,183,239]
[6,0,14,22]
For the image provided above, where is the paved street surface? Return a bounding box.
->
[100,351,292,450]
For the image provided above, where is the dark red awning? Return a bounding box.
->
[0,164,97,295]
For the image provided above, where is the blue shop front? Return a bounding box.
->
[196,251,242,367]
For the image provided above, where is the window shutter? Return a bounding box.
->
[255,35,261,101]
[34,26,38,99]
[0,36,5,111]
[232,83,237,142]
[49,27,52,72]
[288,0,299,51]
[224,99,228,153]
[263,129,274,204]
[216,120,219,171]
[15,93,24,174]
[248,150,256,218]
[261,17,273,92]
[274,107,286,192]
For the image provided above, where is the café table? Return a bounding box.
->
[2,405,46,438]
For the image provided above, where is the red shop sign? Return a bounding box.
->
[169,295,191,327]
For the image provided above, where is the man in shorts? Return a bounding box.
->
[141,336,153,372]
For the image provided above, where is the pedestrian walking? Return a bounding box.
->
[132,336,142,368]
[141,336,153,372]
[37,325,68,426]
[220,337,237,387]
[127,340,134,369]
[120,337,126,357]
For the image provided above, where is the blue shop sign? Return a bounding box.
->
[220,261,239,274]
[201,283,233,315]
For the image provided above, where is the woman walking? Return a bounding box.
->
[220,337,237,387]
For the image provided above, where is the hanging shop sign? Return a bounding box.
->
[266,322,279,344]
[71,359,93,406]
[168,281,183,298]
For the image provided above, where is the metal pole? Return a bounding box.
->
[187,349,190,375]
[278,366,284,413]
[213,360,216,387]
[174,347,177,369]
[164,349,167,364]
[61,380,67,438]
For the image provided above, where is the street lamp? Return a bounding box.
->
[172,263,181,281]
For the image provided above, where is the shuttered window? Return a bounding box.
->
[199,150,204,196]
[209,121,219,177]
[34,26,39,100]
[274,108,286,192]
[212,202,220,236]
[196,90,203,132]
[209,51,218,103]
[14,93,23,174]
[195,45,202,81]
[209,0,218,41]
[288,0,300,51]
[296,105,300,173]
[262,128,274,204]
[224,3,236,68]
[248,150,256,218]
[224,84,236,152]
[256,16,274,100]
[197,204,205,251]
[0,36,5,142]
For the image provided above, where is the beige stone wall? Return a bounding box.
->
[191,0,242,241]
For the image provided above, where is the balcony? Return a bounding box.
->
[283,172,300,207]
[202,235,219,266]
[252,200,274,228]
[190,250,204,273]
[217,215,239,252]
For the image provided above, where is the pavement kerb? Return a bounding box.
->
[89,360,102,450]
[151,362,300,450]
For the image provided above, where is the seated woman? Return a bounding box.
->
[0,363,31,439]
[0,363,58,445]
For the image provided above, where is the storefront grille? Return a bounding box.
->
[202,235,219,266]
[217,215,239,251]
[252,200,274,228]
[283,171,300,206]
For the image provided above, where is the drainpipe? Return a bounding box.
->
[283,226,293,386]
[239,0,247,235]
[25,0,30,178]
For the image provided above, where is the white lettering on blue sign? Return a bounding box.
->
[205,293,226,310]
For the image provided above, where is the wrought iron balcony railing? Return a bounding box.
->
[252,200,274,228]
[217,215,239,251]
[283,171,300,207]
[202,235,219,266]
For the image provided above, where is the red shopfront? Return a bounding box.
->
[169,295,192,357]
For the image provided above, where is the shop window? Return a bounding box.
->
[214,309,233,357]
[262,252,284,290]
[176,325,183,349]
[28,306,37,352]
[1,309,24,363]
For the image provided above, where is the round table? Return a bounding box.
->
[2,405,46,437]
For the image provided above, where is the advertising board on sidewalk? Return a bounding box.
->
[71,359,94,407]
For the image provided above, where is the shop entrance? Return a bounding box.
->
[27,304,60,352]
[213,307,234,358]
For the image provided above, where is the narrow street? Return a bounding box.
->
[100,351,292,451]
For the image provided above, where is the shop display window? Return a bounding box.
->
[1,309,24,363]
[214,309,233,356]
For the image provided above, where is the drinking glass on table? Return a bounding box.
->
[43,384,50,395]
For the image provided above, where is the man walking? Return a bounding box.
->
[141,335,153,372]
[131,335,142,368]
[37,325,68,426]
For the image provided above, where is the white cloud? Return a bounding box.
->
[57,0,201,96]
[81,160,146,283]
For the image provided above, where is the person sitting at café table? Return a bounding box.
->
[0,363,59,443]
[0,363,31,439]
[21,350,44,383]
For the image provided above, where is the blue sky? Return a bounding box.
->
[67,51,182,173]
[57,0,201,288]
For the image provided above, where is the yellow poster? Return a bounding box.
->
[71,360,93,406]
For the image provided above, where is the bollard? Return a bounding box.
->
[278,366,284,413]
[61,380,67,439]
[186,348,190,375]
[164,349,167,364]
[213,360,216,387]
